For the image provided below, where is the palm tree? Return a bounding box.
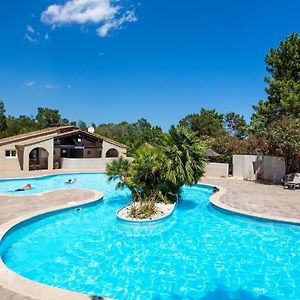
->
[162,126,207,186]
[106,156,134,192]
[105,126,207,218]
[131,144,162,197]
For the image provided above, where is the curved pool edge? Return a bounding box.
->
[0,189,111,300]
[116,202,177,223]
[0,171,106,182]
[207,183,300,226]
[2,180,300,300]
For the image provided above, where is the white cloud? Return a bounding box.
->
[45,83,55,89]
[24,34,38,43]
[27,25,35,33]
[26,80,36,86]
[25,25,39,43]
[41,0,137,37]
[96,10,136,37]
[45,33,49,40]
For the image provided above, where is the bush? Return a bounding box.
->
[106,126,207,218]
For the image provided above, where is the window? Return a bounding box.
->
[5,150,17,158]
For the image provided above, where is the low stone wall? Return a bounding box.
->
[117,202,176,223]
[204,163,229,178]
[60,157,116,170]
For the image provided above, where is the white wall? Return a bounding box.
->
[60,157,117,170]
[232,154,286,184]
[204,163,229,178]
[233,155,257,180]
[260,156,286,184]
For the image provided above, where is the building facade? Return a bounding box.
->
[0,126,127,171]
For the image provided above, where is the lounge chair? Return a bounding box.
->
[284,173,300,190]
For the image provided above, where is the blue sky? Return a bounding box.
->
[0,0,300,130]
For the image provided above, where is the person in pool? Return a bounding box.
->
[64,178,78,184]
[15,184,32,192]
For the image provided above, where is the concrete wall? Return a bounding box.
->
[101,140,126,158]
[260,156,286,184]
[0,142,21,171]
[204,162,229,178]
[60,157,120,170]
[23,139,54,171]
[233,155,257,180]
[233,154,286,184]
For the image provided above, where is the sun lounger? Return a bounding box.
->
[284,173,300,190]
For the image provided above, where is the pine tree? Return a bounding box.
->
[252,33,300,131]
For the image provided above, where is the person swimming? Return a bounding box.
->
[64,178,78,184]
[15,184,32,192]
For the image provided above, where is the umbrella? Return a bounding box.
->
[204,148,220,157]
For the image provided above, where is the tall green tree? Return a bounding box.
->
[224,112,248,139]
[36,107,63,128]
[2,115,38,137]
[179,108,224,137]
[252,33,300,130]
[0,100,7,133]
[77,120,88,131]
[95,118,165,153]
[135,118,152,131]
[262,116,300,173]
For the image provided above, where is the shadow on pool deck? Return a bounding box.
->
[90,296,105,300]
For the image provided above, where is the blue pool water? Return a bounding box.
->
[0,173,112,195]
[1,173,300,300]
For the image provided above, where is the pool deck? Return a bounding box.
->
[0,171,299,299]
[201,177,300,224]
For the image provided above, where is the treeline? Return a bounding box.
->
[0,104,165,155]
[0,33,299,172]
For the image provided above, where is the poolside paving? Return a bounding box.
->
[0,189,100,224]
[201,177,300,222]
[0,171,299,299]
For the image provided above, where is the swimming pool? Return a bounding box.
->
[1,173,300,299]
[0,173,113,195]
